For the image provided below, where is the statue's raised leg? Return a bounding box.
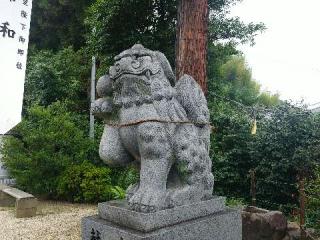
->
[99,125,133,167]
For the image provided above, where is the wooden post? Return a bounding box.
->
[250,169,257,207]
[176,0,209,93]
[299,175,306,240]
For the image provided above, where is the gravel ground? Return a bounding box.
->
[0,201,97,240]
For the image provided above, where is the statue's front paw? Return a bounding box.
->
[91,98,113,118]
[128,188,166,213]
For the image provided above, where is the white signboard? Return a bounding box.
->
[0,0,33,134]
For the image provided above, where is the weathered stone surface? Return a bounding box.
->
[16,197,38,209]
[285,222,301,240]
[92,44,214,213]
[98,196,226,232]
[16,207,37,218]
[0,191,15,207]
[82,208,242,240]
[2,187,34,199]
[242,206,287,240]
[15,198,38,218]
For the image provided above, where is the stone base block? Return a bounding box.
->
[82,208,242,240]
[98,196,226,232]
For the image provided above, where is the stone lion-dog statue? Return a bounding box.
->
[92,44,214,213]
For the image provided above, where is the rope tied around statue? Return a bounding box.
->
[104,118,215,131]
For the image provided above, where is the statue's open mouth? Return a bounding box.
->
[111,68,156,81]
[112,69,157,89]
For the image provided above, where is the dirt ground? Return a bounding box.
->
[0,201,97,240]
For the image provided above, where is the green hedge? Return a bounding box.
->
[57,162,114,203]
[1,102,138,202]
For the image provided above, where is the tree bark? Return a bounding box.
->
[176,0,209,94]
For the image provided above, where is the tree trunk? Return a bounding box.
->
[176,0,209,94]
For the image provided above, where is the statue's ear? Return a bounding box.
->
[155,51,176,86]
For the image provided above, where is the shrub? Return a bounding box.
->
[209,99,253,200]
[57,163,139,203]
[57,162,114,203]
[1,102,94,198]
[110,166,139,190]
[1,101,140,202]
[306,166,320,232]
[251,103,319,209]
[210,99,320,212]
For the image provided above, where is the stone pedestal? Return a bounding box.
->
[82,197,242,240]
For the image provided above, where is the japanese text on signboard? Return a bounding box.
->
[1,0,30,70]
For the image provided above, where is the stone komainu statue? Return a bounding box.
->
[92,44,214,213]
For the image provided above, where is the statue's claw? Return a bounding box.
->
[128,188,165,213]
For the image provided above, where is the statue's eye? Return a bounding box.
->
[131,59,141,69]
[142,56,152,62]
[115,63,121,72]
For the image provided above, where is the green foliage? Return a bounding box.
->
[208,54,280,201]
[208,0,266,46]
[209,16,265,46]
[305,166,320,232]
[85,0,177,64]
[257,92,281,108]
[209,98,253,200]
[30,0,265,53]
[1,102,94,198]
[207,51,318,228]
[56,161,138,203]
[24,47,90,112]
[226,197,245,207]
[57,162,114,203]
[85,0,265,66]
[211,55,280,106]
[30,0,93,50]
[210,88,320,225]
[109,166,140,190]
[110,186,126,200]
[1,102,138,202]
[208,43,240,81]
[219,56,260,105]
[252,103,319,208]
